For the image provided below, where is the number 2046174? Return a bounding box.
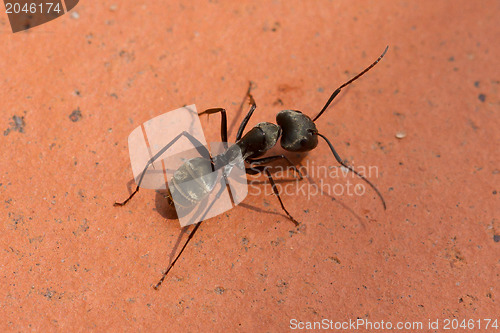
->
[443,319,498,330]
[5,2,62,14]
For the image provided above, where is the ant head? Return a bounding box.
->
[276,110,318,152]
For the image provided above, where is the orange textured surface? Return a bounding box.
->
[0,1,498,331]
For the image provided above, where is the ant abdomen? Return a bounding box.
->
[169,157,217,208]
[276,110,318,152]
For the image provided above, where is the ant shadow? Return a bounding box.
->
[121,140,365,231]
[245,158,365,228]
[153,189,196,276]
[120,178,193,274]
[120,169,363,284]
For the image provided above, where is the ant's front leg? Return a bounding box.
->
[246,165,300,226]
[199,108,228,143]
[236,86,257,141]
[247,155,303,180]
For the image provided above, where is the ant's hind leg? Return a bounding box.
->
[154,177,228,289]
[154,221,203,289]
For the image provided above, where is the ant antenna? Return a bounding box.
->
[312,46,388,122]
[311,130,387,210]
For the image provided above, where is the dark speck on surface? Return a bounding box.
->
[12,115,24,131]
[69,108,83,122]
[478,94,486,102]
[214,286,225,294]
[273,98,283,106]
[494,235,500,243]
[4,115,25,135]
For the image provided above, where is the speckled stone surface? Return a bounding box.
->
[0,1,498,331]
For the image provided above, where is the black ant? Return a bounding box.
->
[115,46,388,289]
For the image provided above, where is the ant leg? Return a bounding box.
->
[154,221,203,289]
[114,131,210,206]
[236,86,257,141]
[199,108,228,143]
[312,46,388,122]
[154,176,228,289]
[113,187,140,207]
[313,130,387,210]
[247,155,303,179]
[246,166,300,226]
